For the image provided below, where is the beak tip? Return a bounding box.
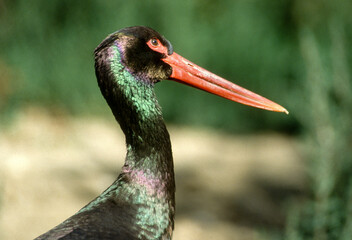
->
[278,107,289,115]
[268,104,289,115]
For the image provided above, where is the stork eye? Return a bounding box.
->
[146,38,166,54]
[150,38,159,46]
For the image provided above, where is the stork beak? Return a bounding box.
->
[162,52,288,114]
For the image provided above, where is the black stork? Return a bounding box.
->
[35,26,287,240]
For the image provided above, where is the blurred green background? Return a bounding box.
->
[1,0,352,239]
[0,0,300,132]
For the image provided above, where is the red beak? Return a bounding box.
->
[162,52,288,114]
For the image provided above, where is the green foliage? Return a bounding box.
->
[285,1,352,239]
[0,0,299,132]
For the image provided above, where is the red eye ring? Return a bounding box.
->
[147,38,168,55]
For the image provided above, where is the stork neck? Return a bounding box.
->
[95,43,174,190]
[92,39,175,238]
[108,44,171,152]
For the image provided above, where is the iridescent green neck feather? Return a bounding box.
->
[104,43,174,173]
[91,38,175,239]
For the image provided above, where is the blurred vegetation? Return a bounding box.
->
[0,0,300,133]
[285,1,352,240]
[1,0,352,239]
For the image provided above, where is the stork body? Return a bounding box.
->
[36,26,287,240]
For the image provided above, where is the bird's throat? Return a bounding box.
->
[95,43,175,199]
